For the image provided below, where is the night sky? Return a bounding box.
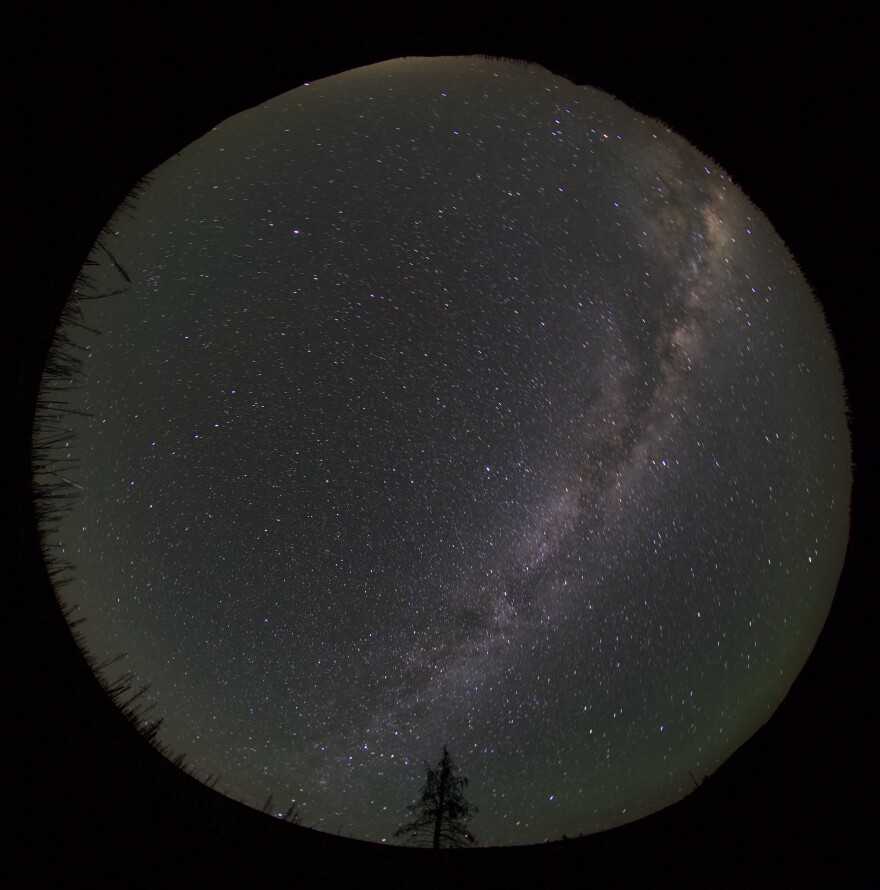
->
[47,57,850,845]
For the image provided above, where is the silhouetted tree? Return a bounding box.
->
[282,801,301,824]
[395,745,477,849]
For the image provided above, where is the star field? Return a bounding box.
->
[45,57,850,845]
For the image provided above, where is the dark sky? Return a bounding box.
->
[7,6,875,885]
[46,57,849,845]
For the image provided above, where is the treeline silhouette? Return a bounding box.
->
[31,177,307,827]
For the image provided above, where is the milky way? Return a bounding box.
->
[42,57,850,844]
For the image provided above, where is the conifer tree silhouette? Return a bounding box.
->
[395,745,477,849]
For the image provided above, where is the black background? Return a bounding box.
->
[4,3,875,887]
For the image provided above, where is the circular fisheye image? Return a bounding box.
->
[35,56,850,846]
